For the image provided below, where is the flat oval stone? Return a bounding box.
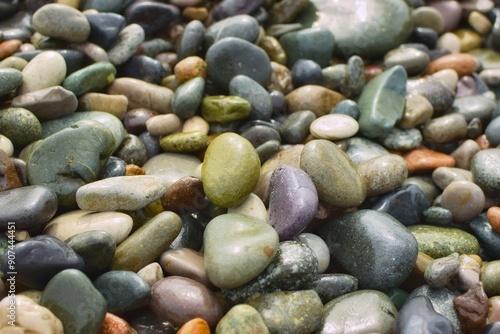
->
[0,185,57,229]
[300,139,366,208]
[177,19,205,60]
[279,27,335,68]
[453,95,496,122]
[1,234,84,289]
[221,241,318,304]
[427,53,478,76]
[317,290,398,333]
[0,107,42,147]
[32,3,90,43]
[66,230,116,274]
[205,14,260,47]
[94,271,150,313]
[246,290,324,334]
[76,175,166,211]
[40,269,107,334]
[384,47,430,76]
[357,154,408,197]
[215,304,269,334]
[62,61,116,97]
[310,114,358,140]
[229,75,273,121]
[201,95,251,123]
[0,67,22,96]
[204,213,279,289]
[404,147,456,174]
[171,77,205,119]
[160,131,208,153]
[143,152,201,187]
[309,273,358,304]
[408,225,480,258]
[285,85,345,117]
[441,180,485,223]
[43,210,133,244]
[108,24,145,66]
[202,133,260,208]
[432,167,473,190]
[318,209,418,290]
[27,120,115,206]
[160,248,210,287]
[146,114,181,137]
[12,86,78,121]
[471,149,500,198]
[423,113,468,144]
[150,276,223,329]
[357,65,407,138]
[206,37,272,90]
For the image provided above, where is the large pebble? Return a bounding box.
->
[229,75,273,121]
[357,154,408,197]
[481,261,500,296]
[345,137,389,165]
[279,27,335,68]
[453,282,489,332]
[76,175,166,211]
[310,114,358,140]
[394,296,454,334]
[107,24,145,66]
[62,61,116,97]
[300,139,366,208]
[384,47,430,76]
[204,213,279,289]
[427,53,478,76]
[317,290,397,333]
[471,148,500,197]
[318,209,418,290]
[66,230,116,274]
[280,110,316,144]
[406,76,455,115]
[398,94,434,129]
[202,133,260,208]
[453,95,496,122]
[0,107,42,147]
[440,180,485,223]
[32,4,90,43]
[432,167,473,190]
[40,269,107,334]
[143,152,201,187]
[171,77,205,119]
[424,253,460,289]
[201,95,251,123]
[215,304,269,334]
[205,14,259,47]
[423,113,468,144]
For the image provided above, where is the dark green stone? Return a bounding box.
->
[27,120,115,206]
[384,287,409,310]
[280,110,316,144]
[62,61,116,97]
[66,230,116,274]
[279,27,335,68]
[308,273,358,304]
[205,14,260,47]
[0,107,42,147]
[0,68,22,96]
[40,269,107,334]
[171,77,205,119]
[94,270,150,313]
[229,75,273,121]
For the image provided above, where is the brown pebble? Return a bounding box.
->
[99,313,136,334]
[174,56,207,85]
[182,7,209,21]
[364,65,383,82]
[0,149,23,191]
[476,134,493,150]
[182,115,210,135]
[0,40,22,60]
[427,53,478,76]
[401,251,434,291]
[487,206,500,233]
[455,254,481,292]
[78,93,129,120]
[162,176,207,214]
[453,282,489,332]
[450,139,480,170]
[160,248,213,288]
[487,296,500,324]
[404,147,455,174]
[267,61,293,94]
[176,317,210,334]
[125,164,146,176]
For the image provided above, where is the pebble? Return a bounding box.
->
[310,114,358,140]
[485,114,500,146]
[246,290,324,334]
[150,276,223,329]
[279,110,315,144]
[404,147,456,174]
[182,115,209,134]
[215,304,269,334]
[0,107,42,147]
[357,154,409,197]
[423,113,468,144]
[317,290,398,333]
[171,77,205,119]
[469,213,500,259]
[204,213,278,289]
[0,295,64,333]
[126,1,179,36]
[453,95,496,122]
[384,47,430,76]
[0,149,22,191]
[32,4,90,43]
[345,137,389,165]
[202,133,260,208]
[94,270,151,313]
[201,95,251,123]
[291,59,323,87]
[483,322,500,334]
[481,260,500,296]
[408,225,480,258]
[455,282,489,331]
[285,84,345,117]
[456,254,481,292]
[146,114,181,137]
[177,318,210,334]
[0,135,13,157]
[0,67,22,97]
[279,27,335,68]
[407,76,455,115]
[137,262,164,287]
[440,180,485,223]
[174,56,206,85]
[85,12,126,50]
[40,269,107,334]
[99,313,135,334]
[107,24,145,66]
[43,210,133,244]
[295,233,330,274]
[115,133,148,166]
[229,75,273,121]
[487,206,500,233]
[450,139,480,170]
[268,164,318,240]
[66,230,116,274]
[379,127,422,151]
[62,61,116,97]
[394,296,454,334]
[205,14,259,47]
[159,131,208,153]
[142,152,201,187]
[227,192,267,223]
[432,167,473,190]
[330,99,361,119]
[471,148,500,197]
[398,94,434,129]
[160,248,210,287]
[427,53,478,76]
[424,253,460,289]
[111,211,182,272]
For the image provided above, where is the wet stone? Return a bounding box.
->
[310,114,358,141]
[398,94,433,129]
[394,296,454,334]
[201,95,251,123]
[295,233,330,274]
[12,86,77,121]
[279,27,335,68]
[308,273,358,304]
[230,75,273,121]
[330,99,360,120]
[128,308,176,334]
[124,108,157,135]
[117,55,167,85]
[455,254,481,292]
[424,253,460,289]
[240,125,280,148]
[423,206,454,227]
[481,261,500,296]
[160,248,210,287]
[291,59,323,88]
[404,147,456,174]
[63,61,116,97]
[137,262,164,287]
[423,113,468,144]
[0,149,22,191]
[432,167,473,190]
[66,230,116,274]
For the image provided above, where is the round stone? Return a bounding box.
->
[357,154,408,197]
[412,6,445,34]
[280,110,316,144]
[204,213,279,289]
[174,56,207,85]
[171,77,205,119]
[146,114,181,137]
[296,233,330,274]
[310,114,358,140]
[215,304,268,334]
[384,47,430,76]
[423,113,468,144]
[205,14,260,47]
[32,4,90,43]
[440,180,485,223]
[66,230,116,274]
[0,107,42,147]
[394,296,454,334]
[481,261,500,296]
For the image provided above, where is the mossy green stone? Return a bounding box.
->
[408,225,480,258]
[0,68,22,96]
[159,131,208,153]
[202,133,260,208]
[40,269,107,334]
[63,61,116,97]
[111,211,182,272]
[201,95,251,123]
[216,304,269,334]
[171,77,205,119]
[0,107,42,147]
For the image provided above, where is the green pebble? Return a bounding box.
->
[0,68,22,96]
[0,107,42,147]
[216,304,269,334]
[201,95,252,123]
[63,61,116,97]
[171,77,205,119]
[66,230,116,274]
[481,260,500,296]
[159,131,208,153]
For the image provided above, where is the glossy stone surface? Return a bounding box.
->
[394,296,454,334]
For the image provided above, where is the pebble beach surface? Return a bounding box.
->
[1,0,500,333]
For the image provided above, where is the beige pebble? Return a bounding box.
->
[432,68,459,91]
[412,6,445,34]
[437,32,461,54]
[159,248,213,288]
[310,114,358,140]
[70,41,109,63]
[440,180,485,223]
[450,139,481,170]
[479,69,500,86]
[423,112,467,144]
[182,115,209,134]
[18,51,66,95]
[146,113,182,136]
[455,28,483,52]
[358,154,408,197]
[137,262,164,287]
[227,193,268,223]
[0,56,28,70]
[487,296,500,323]
[19,43,36,52]
[78,92,129,119]
[286,85,345,117]
[469,11,493,35]
[398,94,434,129]
[0,134,14,157]
[431,166,473,190]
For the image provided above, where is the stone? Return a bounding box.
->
[40,269,107,334]
[309,273,358,304]
[202,133,260,208]
[280,110,315,144]
[174,56,207,85]
[204,213,279,289]
[0,107,42,147]
[247,290,324,334]
[379,127,422,151]
[0,135,13,157]
[317,290,397,333]
[107,24,145,66]
[330,99,361,119]
[99,313,135,334]
[455,254,481,292]
[453,95,496,122]
[485,114,500,146]
[205,14,259,47]
[291,59,323,88]
[160,248,210,287]
[432,167,473,190]
[300,139,366,208]
[384,47,430,76]
[318,209,418,290]
[143,152,201,188]
[111,211,182,272]
[137,262,164,287]
[0,185,57,229]
[215,304,269,334]
[206,37,272,90]
[440,180,485,223]
[85,12,126,50]
[125,1,179,35]
[408,225,480,258]
[357,154,408,197]
[412,6,445,33]
[177,19,205,60]
[27,120,115,206]
[487,206,500,233]
[227,193,268,223]
[295,233,330,274]
[404,147,455,174]
[471,148,500,197]
[407,76,455,116]
[345,137,389,165]
[0,149,22,191]
[453,282,489,332]
[268,164,318,240]
[43,210,133,244]
[150,276,223,329]
[310,114,358,140]
[94,270,151,313]
[76,175,166,211]
[115,133,148,166]
[0,295,64,334]
[78,93,128,119]
[201,95,251,123]
[399,94,434,130]
[160,131,208,153]
[423,113,468,144]
[394,296,454,334]
[66,230,116,274]
[171,77,205,119]
[32,3,90,43]
[482,261,500,296]
[469,213,500,259]
[240,125,281,148]
[424,253,460,289]
[0,68,22,97]
[62,61,116,97]
[427,53,478,76]
[229,75,273,121]
[279,27,335,68]
[285,85,345,117]
[177,318,210,334]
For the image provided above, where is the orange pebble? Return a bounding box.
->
[487,206,500,233]
[174,56,207,84]
[404,147,455,174]
[99,313,135,334]
[476,134,493,150]
[0,39,22,60]
[125,164,146,176]
[427,53,478,76]
[177,318,210,334]
[364,65,383,83]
